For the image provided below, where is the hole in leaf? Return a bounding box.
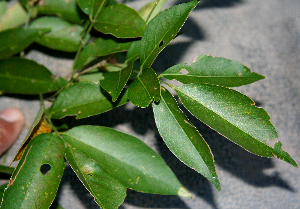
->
[159,40,164,48]
[40,163,51,175]
[180,69,189,75]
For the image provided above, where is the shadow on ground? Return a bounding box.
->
[56,100,295,208]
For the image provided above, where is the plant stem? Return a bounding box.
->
[71,0,107,75]
[145,0,161,24]
[160,80,176,89]
[39,93,60,136]
[20,3,34,58]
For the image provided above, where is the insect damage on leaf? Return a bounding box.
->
[12,116,52,162]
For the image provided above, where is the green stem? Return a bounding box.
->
[20,3,34,58]
[145,0,161,24]
[160,80,176,89]
[39,94,60,136]
[71,0,107,75]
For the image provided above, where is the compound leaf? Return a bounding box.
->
[175,84,297,167]
[128,68,160,108]
[62,125,192,197]
[161,55,265,87]
[0,28,49,59]
[140,0,199,69]
[0,58,67,94]
[153,87,220,190]
[65,146,126,209]
[50,81,128,119]
[94,4,146,38]
[1,133,66,209]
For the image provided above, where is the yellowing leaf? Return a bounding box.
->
[12,108,52,162]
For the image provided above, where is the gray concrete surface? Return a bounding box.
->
[1,0,299,208]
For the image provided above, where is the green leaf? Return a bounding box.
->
[0,165,14,175]
[30,16,86,52]
[100,65,132,102]
[138,0,168,23]
[74,36,132,70]
[0,58,67,94]
[161,55,265,87]
[62,125,191,197]
[128,68,160,108]
[76,0,105,18]
[0,1,7,18]
[0,183,8,200]
[94,4,146,38]
[50,81,128,119]
[65,146,127,208]
[0,28,49,59]
[78,72,104,82]
[140,0,199,69]
[175,84,298,167]
[153,87,220,190]
[0,2,30,32]
[12,106,45,162]
[35,0,84,24]
[126,40,141,64]
[1,133,66,208]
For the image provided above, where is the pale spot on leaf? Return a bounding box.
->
[180,69,189,75]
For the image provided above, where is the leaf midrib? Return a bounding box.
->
[175,87,271,145]
[158,94,213,177]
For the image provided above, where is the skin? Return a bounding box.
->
[0,108,24,156]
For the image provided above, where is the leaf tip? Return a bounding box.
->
[273,141,298,168]
[178,187,193,199]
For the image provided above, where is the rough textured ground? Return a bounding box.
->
[1,0,299,208]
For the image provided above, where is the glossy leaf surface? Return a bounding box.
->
[50,82,128,119]
[175,84,298,167]
[94,4,146,38]
[74,37,132,69]
[0,28,49,59]
[65,146,126,209]
[0,58,67,94]
[30,17,85,52]
[35,0,83,24]
[128,68,160,107]
[100,65,132,102]
[161,55,265,87]
[140,0,199,69]
[1,133,66,209]
[138,0,168,23]
[62,126,191,197]
[153,87,220,190]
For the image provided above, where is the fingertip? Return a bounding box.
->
[0,108,25,124]
[0,108,25,155]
